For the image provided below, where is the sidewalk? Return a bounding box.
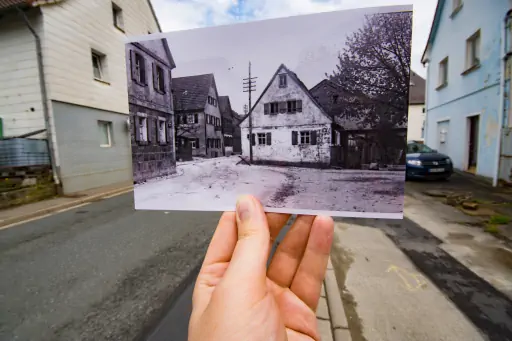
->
[0,181,133,229]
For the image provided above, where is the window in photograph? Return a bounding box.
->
[465,30,480,72]
[98,120,112,147]
[300,131,311,145]
[158,119,166,143]
[208,96,217,106]
[138,116,148,142]
[154,64,165,92]
[91,51,106,81]
[188,114,197,124]
[270,102,279,114]
[257,133,266,145]
[133,52,146,84]
[191,139,197,149]
[112,2,124,31]
[279,74,287,88]
[287,100,297,113]
[437,57,448,89]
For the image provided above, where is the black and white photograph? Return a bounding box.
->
[127,5,413,218]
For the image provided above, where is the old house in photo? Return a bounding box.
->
[310,79,407,169]
[239,64,341,168]
[219,96,238,156]
[231,110,243,154]
[172,74,224,158]
[407,71,426,142]
[127,38,176,184]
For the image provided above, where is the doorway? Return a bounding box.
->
[467,115,479,174]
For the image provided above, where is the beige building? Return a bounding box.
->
[0,0,161,194]
[407,71,426,142]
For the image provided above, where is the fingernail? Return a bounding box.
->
[236,195,253,222]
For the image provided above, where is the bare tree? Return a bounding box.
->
[327,12,412,129]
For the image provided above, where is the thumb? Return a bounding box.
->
[224,195,270,285]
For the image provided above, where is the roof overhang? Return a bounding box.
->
[0,0,65,13]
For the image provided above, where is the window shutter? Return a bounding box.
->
[134,117,140,142]
[247,134,250,139]
[292,131,298,145]
[140,55,147,85]
[264,103,270,115]
[148,118,154,143]
[279,101,287,113]
[251,133,256,146]
[156,121,161,143]
[266,132,271,145]
[297,100,303,112]
[194,114,198,123]
[166,123,171,144]
[152,62,157,90]
[311,130,318,145]
[130,51,137,80]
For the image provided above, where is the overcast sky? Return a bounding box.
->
[141,1,435,114]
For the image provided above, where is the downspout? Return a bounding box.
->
[494,9,512,187]
[16,6,61,189]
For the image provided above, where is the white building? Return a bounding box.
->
[0,0,161,194]
[407,71,426,142]
[240,64,337,168]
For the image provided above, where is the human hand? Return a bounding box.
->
[188,195,334,341]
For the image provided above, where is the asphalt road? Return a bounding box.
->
[0,193,221,341]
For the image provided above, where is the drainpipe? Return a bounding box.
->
[16,6,61,189]
[494,10,512,187]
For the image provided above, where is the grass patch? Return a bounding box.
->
[485,224,500,234]
[489,215,511,225]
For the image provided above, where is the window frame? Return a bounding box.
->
[300,131,311,145]
[133,52,146,85]
[190,139,197,149]
[463,30,481,74]
[257,132,267,145]
[92,51,105,81]
[158,119,166,143]
[437,57,448,90]
[98,120,112,147]
[155,64,166,93]
[287,100,297,113]
[279,74,287,88]
[112,2,124,32]
[138,116,148,142]
[270,102,279,114]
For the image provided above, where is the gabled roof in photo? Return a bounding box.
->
[172,74,216,111]
[218,96,233,118]
[134,38,176,70]
[237,64,332,125]
[409,71,426,105]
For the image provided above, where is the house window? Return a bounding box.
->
[287,100,297,113]
[112,2,124,31]
[158,119,166,143]
[138,116,148,142]
[208,96,217,106]
[437,57,448,89]
[465,30,481,71]
[187,114,198,124]
[270,102,279,114]
[279,74,287,88]
[92,51,106,81]
[154,64,165,92]
[98,120,112,147]
[133,52,146,84]
[191,139,197,149]
[300,131,311,145]
[257,133,266,145]
[452,0,463,14]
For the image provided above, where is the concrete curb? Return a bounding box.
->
[324,257,351,341]
[0,185,133,228]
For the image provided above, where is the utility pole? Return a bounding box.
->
[243,61,257,163]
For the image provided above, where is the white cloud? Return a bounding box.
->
[150,0,437,77]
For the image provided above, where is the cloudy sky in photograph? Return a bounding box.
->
[141,1,434,114]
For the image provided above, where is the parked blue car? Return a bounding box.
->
[406,141,453,180]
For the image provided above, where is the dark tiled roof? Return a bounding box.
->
[172,74,214,111]
[218,96,232,118]
[409,71,426,105]
[0,0,34,10]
